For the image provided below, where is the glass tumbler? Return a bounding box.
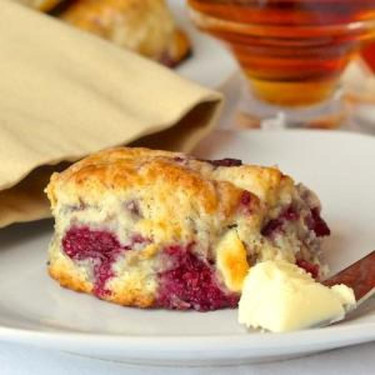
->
[188,0,375,128]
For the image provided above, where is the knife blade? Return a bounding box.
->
[323,250,375,305]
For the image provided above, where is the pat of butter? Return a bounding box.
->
[238,261,356,333]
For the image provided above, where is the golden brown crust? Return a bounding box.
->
[109,292,155,309]
[212,165,295,212]
[48,258,93,295]
[169,28,191,66]
[48,263,155,308]
[108,280,156,308]
[47,147,253,219]
[59,0,191,65]
[16,0,64,12]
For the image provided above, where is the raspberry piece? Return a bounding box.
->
[207,158,243,167]
[309,208,331,237]
[173,157,186,163]
[240,191,252,206]
[282,207,299,221]
[62,227,147,298]
[296,259,320,279]
[63,227,122,261]
[261,206,299,237]
[158,245,239,311]
[261,218,283,237]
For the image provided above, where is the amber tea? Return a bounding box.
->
[188,0,375,107]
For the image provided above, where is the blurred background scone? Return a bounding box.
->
[13,0,191,66]
[60,0,190,66]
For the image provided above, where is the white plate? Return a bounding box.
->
[169,0,237,88]
[1,130,375,366]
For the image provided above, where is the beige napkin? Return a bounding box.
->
[0,0,223,228]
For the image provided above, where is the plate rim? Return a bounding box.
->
[1,321,375,363]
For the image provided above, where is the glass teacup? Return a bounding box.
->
[362,42,375,72]
[188,0,375,128]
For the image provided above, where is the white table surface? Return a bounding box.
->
[2,71,375,374]
[1,341,374,375]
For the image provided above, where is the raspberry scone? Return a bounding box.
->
[46,147,330,311]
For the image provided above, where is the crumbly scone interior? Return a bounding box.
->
[211,166,328,272]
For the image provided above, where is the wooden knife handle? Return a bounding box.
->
[323,250,375,303]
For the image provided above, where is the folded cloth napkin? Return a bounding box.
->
[0,0,223,228]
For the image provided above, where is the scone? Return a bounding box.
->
[59,0,191,66]
[46,147,330,311]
